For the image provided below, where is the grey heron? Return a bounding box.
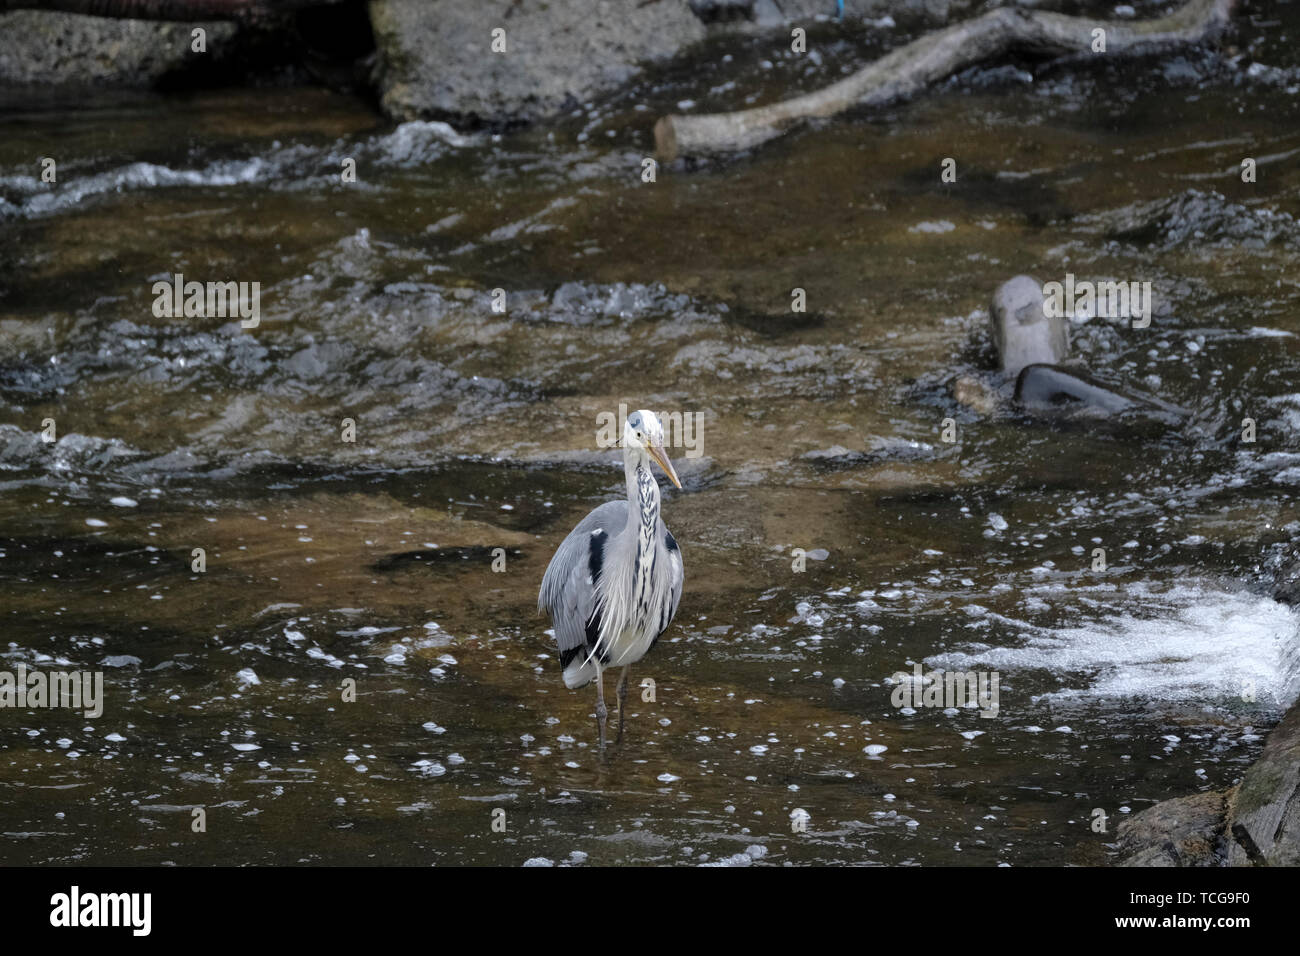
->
[538,409,684,751]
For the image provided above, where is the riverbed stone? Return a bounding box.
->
[1225,698,1300,866]
[1118,699,1300,867]
[1117,790,1228,866]
[1272,551,1300,605]
[368,0,707,124]
[0,11,235,87]
[366,0,1008,123]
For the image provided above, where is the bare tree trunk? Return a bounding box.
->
[0,0,342,19]
[655,0,1238,161]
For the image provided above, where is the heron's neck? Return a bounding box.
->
[623,447,660,536]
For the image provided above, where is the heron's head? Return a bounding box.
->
[624,409,681,489]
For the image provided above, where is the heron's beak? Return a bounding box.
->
[648,442,682,489]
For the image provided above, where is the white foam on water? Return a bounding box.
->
[0,121,476,220]
[1,158,275,219]
[928,584,1300,709]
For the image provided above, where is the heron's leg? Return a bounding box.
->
[593,662,607,752]
[615,664,630,743]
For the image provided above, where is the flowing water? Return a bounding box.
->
[3,6,1300,865]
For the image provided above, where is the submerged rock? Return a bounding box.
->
[1092,189,1299,250]
[1273,552,1300,606]
[802,437,941,470]
[950,374,998,415]
[0,425,140,474]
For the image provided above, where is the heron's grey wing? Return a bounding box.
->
[538,500,628,664]
[659,523,684,636]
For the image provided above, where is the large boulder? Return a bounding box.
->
[368,0,707,124]
[1225,699,1300,866]
[1118,791,1228,867]
[1118,698,1300,867]
[365,0,1007,124]
[0,11,235,87]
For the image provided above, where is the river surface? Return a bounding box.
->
[3,6,1300,865]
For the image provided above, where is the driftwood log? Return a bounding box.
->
[655,0,1238,161]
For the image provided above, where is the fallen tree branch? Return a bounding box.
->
[655,0,1237,161]
[0,0,343,20]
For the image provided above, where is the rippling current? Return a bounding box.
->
[3,9,1300,865]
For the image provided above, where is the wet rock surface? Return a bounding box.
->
[0,12,236,87]
[1226,697,1300,866]
[1118,790,1228,867]
[368,0,707,124]
[1091,189,1300,250]
[1120,697,1300,867]
[0,0,1217,122]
